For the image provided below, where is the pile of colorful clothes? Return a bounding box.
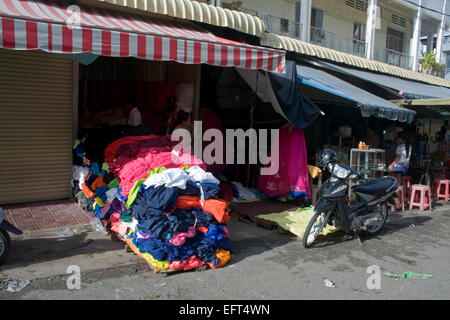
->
[72,133,232,271]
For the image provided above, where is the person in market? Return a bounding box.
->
[387,132,411,209]
[435,125,448,142]
[388,132,411,175]
[365,125,380,148]
[388,132,411,192]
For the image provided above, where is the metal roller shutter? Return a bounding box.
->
[0,49,73,204]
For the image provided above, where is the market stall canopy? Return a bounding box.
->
[314,61,450,99]
[0,0,285,73]
[296,65,416,123]
[391,98,450,106]
[236,60,322,128]
[390,98,450,118]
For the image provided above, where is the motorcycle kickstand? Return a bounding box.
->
[354,232,363,246]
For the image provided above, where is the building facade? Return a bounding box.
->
[206,0,449,75]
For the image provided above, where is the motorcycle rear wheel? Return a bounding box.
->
[0,229,11,264]
[303,211,330,248]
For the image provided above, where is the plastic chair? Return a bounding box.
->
[409,185,432,211]
[402,176,412,200]
[435,179,450,202]
[389,185,405,212]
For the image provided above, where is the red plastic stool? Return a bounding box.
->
[435,179,450,202]
[409,185,432,211]
[402,176,412,199]
[389,186,405,211]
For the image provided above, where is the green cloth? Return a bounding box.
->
[384,272,433,280]
[257,206,338,239]
[102,162,110,173]
[107,178,119,189]
[126,167,167,209]
[75,191,85,200]
[120,211,133,223]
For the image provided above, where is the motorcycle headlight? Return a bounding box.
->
[333,165,351,179]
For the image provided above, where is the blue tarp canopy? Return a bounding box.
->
[296,65,416,123]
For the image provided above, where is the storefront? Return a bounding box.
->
[0,0,285,205]
[0,0,295,272]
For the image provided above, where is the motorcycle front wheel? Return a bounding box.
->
[303,211,331,248]
[0,229,11,264]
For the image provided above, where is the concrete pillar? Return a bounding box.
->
[436,0,447,63]
[365,0,377,60]
[428,34,435,53]
[411,0,422,72]
[300,0,312,43]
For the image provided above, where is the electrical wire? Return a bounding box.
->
[399,0,450,17]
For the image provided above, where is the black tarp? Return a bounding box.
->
[267,60,322,128]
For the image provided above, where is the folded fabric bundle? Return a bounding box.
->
[176,196,229,224]
[73,132,232,272]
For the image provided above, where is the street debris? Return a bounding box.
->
[77,239,94,248]
[57,228,74,237]
[409,224,416,228]
[384,272,433,280]
[6,279,30,292]
[90,218,108,235]
[324,279,336,288]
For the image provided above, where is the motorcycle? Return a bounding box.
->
[303,149,398,248]
[0,206,23,263]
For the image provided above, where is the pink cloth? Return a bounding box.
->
[167,226,196,246]
[109,212,128,235]
[169,255,206,271]
[223,226,229,238]
[259,126,311,199]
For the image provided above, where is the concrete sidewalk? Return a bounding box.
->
[0,202,449,299]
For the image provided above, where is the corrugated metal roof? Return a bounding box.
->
[262,33,450,89]
[92,0,265,37]
[316,61,450,99]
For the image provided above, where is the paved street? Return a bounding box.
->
[0,203,449,300]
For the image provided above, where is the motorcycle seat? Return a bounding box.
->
[352,177,396,196]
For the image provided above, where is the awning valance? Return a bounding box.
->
[0,0,285,72]
[296,65,416,123]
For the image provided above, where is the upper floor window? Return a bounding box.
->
[311,8,323,29]
[353,22,366,42]
[386,28,404,53]
[280,18,289,33]
[310,8,324,42]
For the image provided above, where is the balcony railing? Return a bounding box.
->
[265,15,302,39]
[374,48,412,69]
[235,8,418,70]
[238,7,302,39]
[310,27,367,58]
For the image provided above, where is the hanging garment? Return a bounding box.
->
[259,126,311,199]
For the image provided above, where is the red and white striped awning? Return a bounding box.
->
[0,0,285,73]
